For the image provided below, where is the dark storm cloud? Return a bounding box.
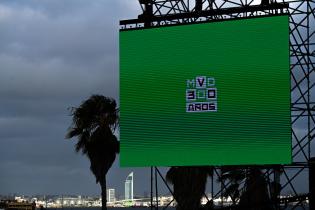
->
[0,0,150,196]
[0,1,123,100]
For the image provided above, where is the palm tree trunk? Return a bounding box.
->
[100,178,107,210]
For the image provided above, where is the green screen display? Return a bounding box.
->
[120,15,291,166]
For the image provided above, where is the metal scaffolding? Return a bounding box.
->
[120,0,315,209]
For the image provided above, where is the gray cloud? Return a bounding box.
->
[0,0,146,196]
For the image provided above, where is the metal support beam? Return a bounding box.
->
[310,157,315,210]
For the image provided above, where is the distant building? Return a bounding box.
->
[124,172,134,200]
[106,189,115,203]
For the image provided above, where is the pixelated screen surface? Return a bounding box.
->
[120,15,291,166]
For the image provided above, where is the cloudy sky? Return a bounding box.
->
[0,0,169,198]
[0,0,312,199]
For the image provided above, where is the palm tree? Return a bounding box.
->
[218,166,244,206]
[166,166,213,210]
[219,167,274,210]
[66,95,119,210]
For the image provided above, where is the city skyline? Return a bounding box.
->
[0,193,177,207]
[2,192,309,208]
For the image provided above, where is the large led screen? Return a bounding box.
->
[120,15,291,166]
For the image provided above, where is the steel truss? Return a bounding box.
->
[120,0,315,209]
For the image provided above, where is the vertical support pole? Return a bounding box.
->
[211,174,214,201]
[309,158,315,210]
[139,0,153,27]
[273,166,281,210]
[211,172,214,209]
[144,2,153,28]
[195,0,203,11]
[220,169,223,208]
[306,0,313,207]
[151,166,153,210]
[155,167,159,209]
[307,0,311,162]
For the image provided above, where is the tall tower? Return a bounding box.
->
[124,172,134,200]
[106,189,115,203]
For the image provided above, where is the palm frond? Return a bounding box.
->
[66,128,82,139]
[75,130,90,154]
[66,94,119,178]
